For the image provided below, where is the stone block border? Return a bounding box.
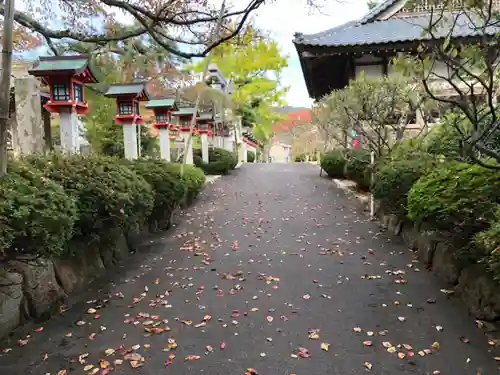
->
[332,177,500,323]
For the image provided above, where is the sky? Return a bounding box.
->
[217,0,370,107]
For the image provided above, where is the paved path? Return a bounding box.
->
[1,163,499,375]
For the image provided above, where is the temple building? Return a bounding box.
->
[294,0,500,101]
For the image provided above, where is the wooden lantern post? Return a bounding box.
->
[171,107,197,165]
[104,83,149,160]
[145,98,177,161]
[28,55,99,153]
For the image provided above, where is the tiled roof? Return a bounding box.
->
[172,107,196,116]
[145,98,176,108]
[105,83,146,96]
[294,13,499,48]
[197,112,213,121]
[358,0,398,24]
[29,55,88,73]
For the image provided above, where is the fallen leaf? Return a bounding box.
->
[78,353,89,364]
[124,353,143,361]
[308,330,320,340]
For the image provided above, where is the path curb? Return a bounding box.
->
[204,175,222,186]
[332,178,370,210]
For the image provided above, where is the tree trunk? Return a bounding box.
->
[0,0,15,176]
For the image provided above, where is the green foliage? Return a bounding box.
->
[247,150,255,163]
[372,157,437,216]
[161,163,206,205]
[344,149,371,190]
[0,161,78,258]
[194,148,238,175]
[407,162,500,233]
[321,150,346,178]
[423,113,470,161]
[474,207,500,280]
[188,27,288,144]
[295,153,306,162]
[123,159,185,229]
[390,137,427,161]
[26,153,154,244]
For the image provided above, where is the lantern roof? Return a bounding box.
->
[104,82,149,100]
[145,97,177,109]
[171,106,197,116]
[197,112,213,121]
[28,54,99,83]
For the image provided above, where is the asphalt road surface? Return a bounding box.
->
[1,163,499,375]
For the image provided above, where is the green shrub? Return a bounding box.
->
[407,162,500,233]
[321,150,346,178]
[0,161,77,258]
[162,163,206,205]
[423,114,469,161]
[372,157,437,216]
[390,137,427,161]
[123,159,185,229]
[26,153,154,243]
[474,207,500,280]
[194,148,237,175]
[247,150,255,163]
[344,149,371,190]
[295,153,306,162]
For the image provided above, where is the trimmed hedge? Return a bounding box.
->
[0,161,78,258]
[1,154,205,259]
[123,159,185,230]
[295,153,306,162]
[27,153,154,243]
[321,150,346,178]
[372,157,437,216]
[194,148,238,175]
[247,150,255,163]
[344,149,371,190]
[407,162,500,233]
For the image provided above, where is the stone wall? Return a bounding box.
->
[378,208,500,322]
[0,207,184,340]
